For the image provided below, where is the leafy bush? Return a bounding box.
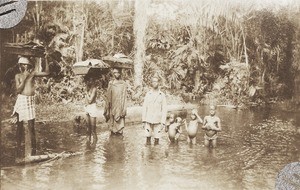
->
[35,73,109,106]
[5,1,300,106]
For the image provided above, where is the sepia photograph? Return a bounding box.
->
[0,0,300,189]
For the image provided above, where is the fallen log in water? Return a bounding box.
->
[15,151,83,165]
[217,104,240,109]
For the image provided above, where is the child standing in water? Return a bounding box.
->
[202,106,221,148]
[185,109,203,144]
[84,77,98,147]
[165,113,175,133]
[167,117,183,143]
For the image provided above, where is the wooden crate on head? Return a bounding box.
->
[72,54,133,77]
[102,53,133,70]
[4,41,45,58]
[72,59,111,76]
[2,42,47,93]
[3,41,47,72]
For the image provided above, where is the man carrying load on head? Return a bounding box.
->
[104,68,127,136]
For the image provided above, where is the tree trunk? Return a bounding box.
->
[194,70,201,92]
[78,16,85,62]
[133,0,150,87]
[293,71,300,103]
[74,1,85,62]
[241,26,250,90]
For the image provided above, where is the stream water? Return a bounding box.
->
[1,105,299,190]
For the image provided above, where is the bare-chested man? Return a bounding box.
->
[12,57,49,157]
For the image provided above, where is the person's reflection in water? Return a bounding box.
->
[164,142,179,158]
[104,134,125,161]
[103,134,126,189]
[206,147,216,156]
[141,140,168,161]
[140,145,164,189]
[143,146,155,160]
[204,146,217,163]
[86,138,97,152]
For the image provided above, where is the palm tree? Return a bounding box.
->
[133,0,150,87]
[73,0,85,62]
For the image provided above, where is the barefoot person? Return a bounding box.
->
[202,106,221,148]
[142,76,167,145]
[104,68,127,135]
[84,76,98,147]
[12,57,49,158]
[185,109,203,145]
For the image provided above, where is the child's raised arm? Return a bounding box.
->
[192,109,203,123]
[196,114,203,124]
[177,123,182,134]
[175,124,182,140]
[202,116,208,129]
[184,119,188,131]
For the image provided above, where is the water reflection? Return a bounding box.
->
[104,134,125,162]
[1,106,299,190]
[102,133,126,189]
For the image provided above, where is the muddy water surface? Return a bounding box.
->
[1,106,299,190]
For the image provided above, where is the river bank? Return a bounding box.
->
[1,101,197,124]
[2,95,299,127]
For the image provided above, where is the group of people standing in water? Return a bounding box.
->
[94,67,222,148]
[12,56,222,160]
[140,76,221,147]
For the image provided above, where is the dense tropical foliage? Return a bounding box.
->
[2,0,300,107]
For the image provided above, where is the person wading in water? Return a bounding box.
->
[12,56,49,159]
[104,68,127,136]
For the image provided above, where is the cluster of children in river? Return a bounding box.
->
[165,106,221,147]
[77,105,222,148]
